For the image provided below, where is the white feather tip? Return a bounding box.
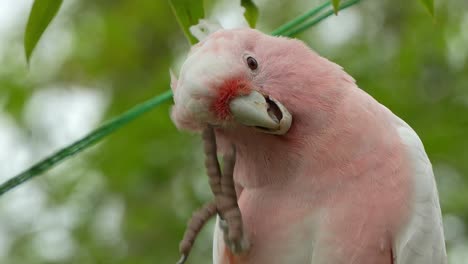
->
[189,19,223,42]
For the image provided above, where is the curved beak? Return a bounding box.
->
[229,91,292,135]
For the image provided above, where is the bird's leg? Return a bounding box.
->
[176,126,225,264]
[201,126,224,207]
[202,126,249,254]
[218,145,249,254]
[177,201,217,264]
[176,126,248,264]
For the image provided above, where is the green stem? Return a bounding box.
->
[0,1,361,196]
[0,90,172,195]
[286,0,361,37]
[270,1,330,36]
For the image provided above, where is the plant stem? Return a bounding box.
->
[0,90,172,195]
[270,1,330,36]
[286,0,361,37]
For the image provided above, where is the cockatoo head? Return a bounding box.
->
[171,28,348,136]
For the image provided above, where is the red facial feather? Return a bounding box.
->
[211,78,251,120]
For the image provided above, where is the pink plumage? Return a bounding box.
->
[171,28,447,264]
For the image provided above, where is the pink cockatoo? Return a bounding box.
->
[170,28,447,264]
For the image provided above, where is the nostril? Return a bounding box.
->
[265,96,283,123]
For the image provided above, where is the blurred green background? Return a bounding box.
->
[0,0,467,263]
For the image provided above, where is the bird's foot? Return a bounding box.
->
[202,126,249,255]
[219,218,250,254]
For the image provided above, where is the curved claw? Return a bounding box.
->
[176,255,187,264]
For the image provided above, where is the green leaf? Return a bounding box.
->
[331,0,341,14]
[169,0,205,45]
[419,0,434,17]
[241,0,259,28]
[24,0,63,63]
[203,0,216,15]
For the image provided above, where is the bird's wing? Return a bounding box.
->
[393,116,447,264]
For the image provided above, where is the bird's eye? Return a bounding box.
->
[246,56,258,70]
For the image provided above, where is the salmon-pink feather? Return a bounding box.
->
[171,28,447,264]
